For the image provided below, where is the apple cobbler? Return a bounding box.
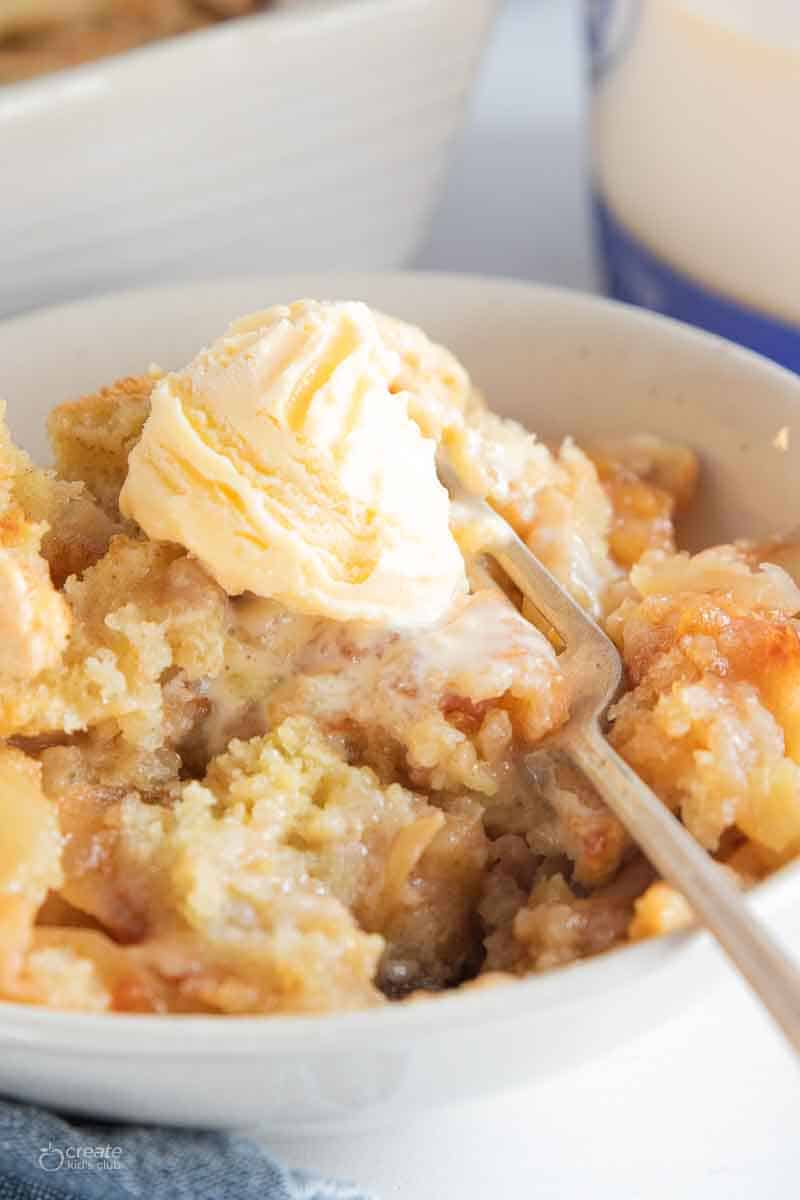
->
[1,300,799,1016]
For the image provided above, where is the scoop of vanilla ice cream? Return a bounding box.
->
[120,300,467,626]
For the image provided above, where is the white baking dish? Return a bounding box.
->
[0,0,499,317]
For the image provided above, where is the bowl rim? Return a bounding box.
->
[0,269,798,1053]
[0,0,461,115]
[0,861,795,1053]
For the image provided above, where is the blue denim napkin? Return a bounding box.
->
[0,1099,374,1199]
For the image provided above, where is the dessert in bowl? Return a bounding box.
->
[0,273,798,1129]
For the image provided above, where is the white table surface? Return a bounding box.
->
[270,2,799,1196]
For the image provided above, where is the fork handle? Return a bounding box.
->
[560,722,800,1055]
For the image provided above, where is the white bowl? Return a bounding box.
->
[0,0,498,320]
[0,272,798,1132]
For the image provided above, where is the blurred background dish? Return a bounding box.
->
[0,0,271,84]
[0,0,499,317]
[586,0,800,373]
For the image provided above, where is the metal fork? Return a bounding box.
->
[441,463,800,1054]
